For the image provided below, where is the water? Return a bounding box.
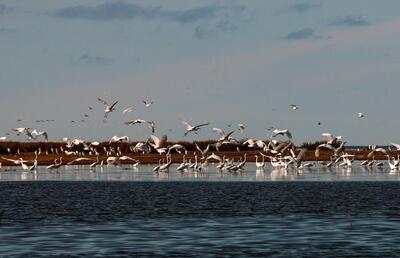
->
[0,161,400,182]
[1,164,400,257]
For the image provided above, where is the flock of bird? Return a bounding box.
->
[0,99,395,176]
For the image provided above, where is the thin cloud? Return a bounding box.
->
[328,15,369,27]
[281,2,322,14]
[0,4,15,15]
[53,2,223,23]
[282,28,320,40]
[76,54,114,66]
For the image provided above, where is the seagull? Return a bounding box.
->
[181,121,209,136]
[143,100,154,107]
[357,112,364,118]
[122,107,134,114]
[290,104,298,110]
[124,119,146,125]
[97,98,118,118]
[238,124,245,134]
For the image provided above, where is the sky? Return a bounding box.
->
[1,0,400,145]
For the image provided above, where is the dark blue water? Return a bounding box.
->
[1,181,400,257]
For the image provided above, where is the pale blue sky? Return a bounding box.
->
[1,0,400,145]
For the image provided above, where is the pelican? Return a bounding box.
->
[182,121,209,136]
[97,97,118,118]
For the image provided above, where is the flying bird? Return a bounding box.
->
[271,129,292,140]
[122,107,134,114]
[290,104,298,110]
[147,121,156,134]
[12,127,34,140]
[97,98,118,118]
[182,121,209,136]
[143,100,154,107]
[124,119,147,125]
[357,112,364,118]
[322,133,342,144]
[212,127,235,142]
[31,130,48,142]
[238,124,245,133]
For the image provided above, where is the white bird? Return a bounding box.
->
[149,134,167,150]
[31,130,48,142]
[195,143,210,158]
[67,157,92,165]
[167,144,187,154]
[109,135,129,143]
[357,112,364,118]
[212,127,235,142]
[0,136,6,141]
[122,107,134,114]
[97,97,118,118]
[147,121,156,134]
[12,127,34,140]
[238,124,245,133]
[142,100,154,107]
[182,121,209,136]
[124,119,146,125]
[47,157,63,170]
[290,104,298,110]
[272,129,292,140]
[255,155,265,169]
[322,133,342,144]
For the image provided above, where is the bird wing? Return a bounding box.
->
[181,121,192,130]
[108,101,118,110]
[212,127,224,137]
[317,143,335,152]
[194,123,209,129]
[150,135,160,147]
[206,153,222,162]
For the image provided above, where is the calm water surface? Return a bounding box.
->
[1,163,400,257]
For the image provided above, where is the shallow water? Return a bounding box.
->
[0,161,399,182]
[2,164,400,257]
